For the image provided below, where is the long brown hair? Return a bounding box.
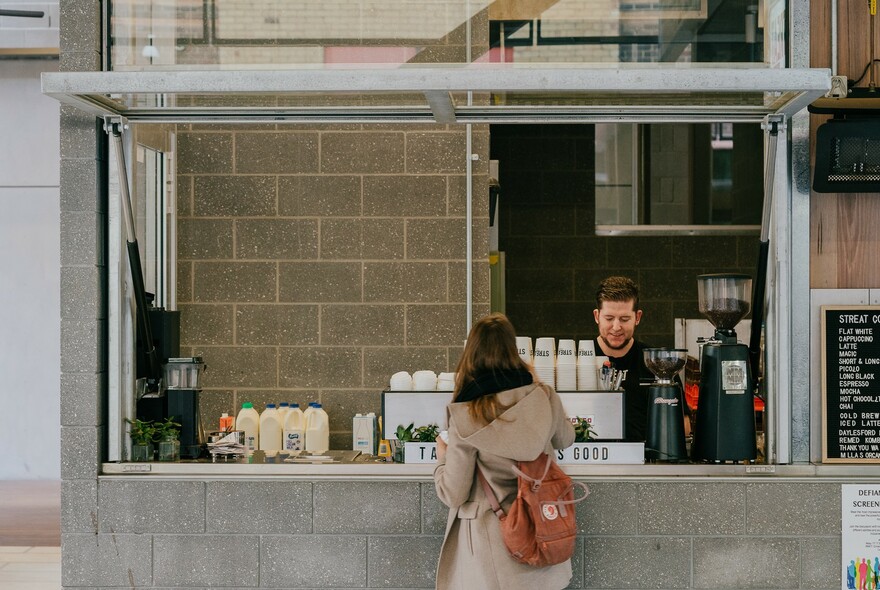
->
[453,313,532,424]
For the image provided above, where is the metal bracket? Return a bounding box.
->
[827,75,848,98]
[103,115,128,136]
[761,114,786,135]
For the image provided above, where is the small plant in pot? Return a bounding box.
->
[573,418,596,443]
[155,417,182,462]
[126,418,157,462]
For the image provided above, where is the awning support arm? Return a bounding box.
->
[749,114,782,386]
[104,117,162,389]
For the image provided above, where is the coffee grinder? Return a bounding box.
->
[691,273,757,462]
[164,357,206,458]
[643,348,688,462]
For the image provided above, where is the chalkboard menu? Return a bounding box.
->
[822,306,880,463]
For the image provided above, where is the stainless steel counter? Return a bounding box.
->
[101,460,880,481]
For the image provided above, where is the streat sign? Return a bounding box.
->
[556,443,645,465]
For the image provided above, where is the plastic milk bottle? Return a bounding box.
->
[236,402,260,452]
[305,403,330,453]
[277,402,290,423]
[283,403,306,451]
[259,404,283,452]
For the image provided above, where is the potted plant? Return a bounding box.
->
[413,424,440,443]
[573,418,596,443]
[392,423,414,462]
[155,417,182,462]
[125,418,157,462]
[394,423,441,463]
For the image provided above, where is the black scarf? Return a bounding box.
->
[456,368,534,403]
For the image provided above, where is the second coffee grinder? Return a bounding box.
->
[691,273,757,462]
[643,348,688,461]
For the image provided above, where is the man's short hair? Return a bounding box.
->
[596,276,640,310]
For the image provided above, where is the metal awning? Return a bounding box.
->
[42,64,831,124]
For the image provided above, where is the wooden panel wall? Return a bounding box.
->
[810,0,880,288]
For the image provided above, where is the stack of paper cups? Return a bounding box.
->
[577,340,598,390]
[515,336,533,366]
[556,339,577,391]
[532,337,556,389]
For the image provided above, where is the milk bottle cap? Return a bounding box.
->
[291,403,300,408]
[266,403,276,408]
[279,402,289,408]
[315,403,323,408]
[242,402,253,409]
[221,412,229,417]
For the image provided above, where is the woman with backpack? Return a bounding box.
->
[434,313,577,590]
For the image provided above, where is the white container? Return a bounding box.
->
[437,372,456,391]
[515,336,533,365]
[236,402,260,452]
[305,404,330,453]
[277,402,290,423]
[283,404,306,451]
[389,371,413,391]
[353,413,377,455]
[259,404,283,451]
[557,339,576,364]
[412,370,437,391]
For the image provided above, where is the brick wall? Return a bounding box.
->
[492,124,760,348]
[60,477,841,588]
[175,125,490,445]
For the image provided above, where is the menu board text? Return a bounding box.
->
[823,306,880,462]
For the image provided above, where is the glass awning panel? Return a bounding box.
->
[42,64,830,124]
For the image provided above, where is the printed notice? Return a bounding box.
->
[822,307,880,463]
[842,485,880,589]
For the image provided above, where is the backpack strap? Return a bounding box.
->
[476,465,506,519]
[510,452,552,492]
[541,480,591,517]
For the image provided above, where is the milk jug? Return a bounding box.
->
[277,402,290,423]
[283,404,306,451]
[305,403,330,453]
[236,402,260,452]
[259,404,283,452]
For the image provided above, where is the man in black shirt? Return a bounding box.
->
[592,276,655,442]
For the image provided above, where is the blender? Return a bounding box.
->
[643,348,688,462]
[691,274,757,462]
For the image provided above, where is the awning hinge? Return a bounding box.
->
[762,114,785,136]
[103,116,128,137]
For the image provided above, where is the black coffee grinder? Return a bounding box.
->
[643,348,688,462]
[164,357,206,459]
[691,273,757,462]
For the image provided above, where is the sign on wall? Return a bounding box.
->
[842,484,880,589]
[822,306,880,463]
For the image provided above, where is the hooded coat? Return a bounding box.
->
[433,383,576,590]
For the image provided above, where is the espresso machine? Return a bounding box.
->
[643,348,688,462]
[691,274,757,462]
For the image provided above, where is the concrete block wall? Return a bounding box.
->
[492,124,760,347]
[59,0,104,561]
[60,477,841,588]
[175,124,491,445]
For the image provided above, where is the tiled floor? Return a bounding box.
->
[1,480,61,589]
[0,547,61,590]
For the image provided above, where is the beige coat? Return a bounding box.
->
[433,383,576,590]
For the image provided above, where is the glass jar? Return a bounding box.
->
[158,437,180,462]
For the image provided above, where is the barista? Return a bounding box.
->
[592,276,655,442]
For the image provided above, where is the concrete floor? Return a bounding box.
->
[0,481,61,589]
